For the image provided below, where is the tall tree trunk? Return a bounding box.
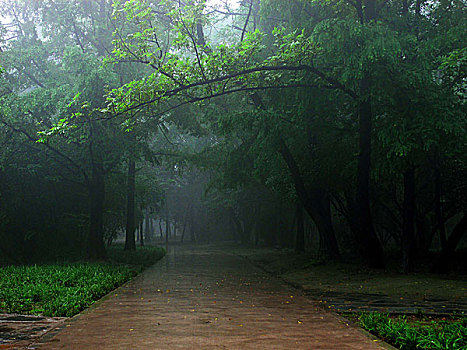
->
[139,219,144,247]
[432,213,467,273]
[190,214,196,243]
[355,74,385,268]
[180,220,187,243]
[295,201,305,252]
[167,217,172,238]
[434,161,447,249]
[165,216,169,244]
[416,211,427,253]
[158,218,163,239]
[230,214,240,244]
[149,215,154,236]
[87,163,107,260]
[278,138,340,259]
[124,158,136,251]
[144,210,150,242]
[402,167,416,273]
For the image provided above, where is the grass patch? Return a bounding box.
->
[0,263,135,317]
[358,312,467,350]
[0,245,165,317]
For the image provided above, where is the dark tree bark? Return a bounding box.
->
[139,219,144,247]
[190,215,196,243]
[232,213,248,245]
[354,73,385,268]
[165,216,169,244]
[230,215,241,244]
[124,158,136,251]
[159,218,163,239]
[415,211,427,253]
[278,138,340,260]
[432,213,467,273]
[180,220,187,243]
[144,210,150,241]
[87,163,107,260]
[168,217,172,238]
[295,201,305,252]
[250,92,339,258]
[402,167,416,273]
[434,162,447,249]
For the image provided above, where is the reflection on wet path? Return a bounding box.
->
[34,245,392,350]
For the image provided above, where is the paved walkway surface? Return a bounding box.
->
[306,289,467,316]
[28,246,392,350]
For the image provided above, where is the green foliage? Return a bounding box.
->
[359,313,467,350]
[0,245,165,317]
[0,263,135,317]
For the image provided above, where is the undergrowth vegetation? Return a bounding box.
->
[0,245,165,317]
[358,312,466,350]
[107,244,166,268]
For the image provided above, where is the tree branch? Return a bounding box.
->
[114,64,357,117]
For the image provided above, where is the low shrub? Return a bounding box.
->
[358,312,466,350]
[107,244,166,268]
[0,244,165,317]
[0,263,135,317]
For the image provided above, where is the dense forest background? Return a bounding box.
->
[0,0,465,273]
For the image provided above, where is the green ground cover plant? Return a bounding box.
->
[358,312,467,350]
[0,245,165,317]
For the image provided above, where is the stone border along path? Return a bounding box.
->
[0,314,65,349]
[21,245,395,349]
[241,254,467,317]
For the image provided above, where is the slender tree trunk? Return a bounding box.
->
[416,211,427,253]
[180,220,187,243]
[124,158,136,251]
[355,75,385,268]
[87,164,107,260]
[190,215,196,243]
[158,218,163,240]
[278,137,340,259]
[144,210,150,242]
[167,217,172,238]
[232,213,249,245]
[295,201,305,252]
[230,215,240,244]
[140,219,144,247]
[165,216,169,244]
[432,213,467,273]
[434,162,447,249]
[402,167,416,273]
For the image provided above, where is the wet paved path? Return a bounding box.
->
[31,246,393,349]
